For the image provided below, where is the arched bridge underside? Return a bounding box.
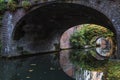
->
[1,0,120,58]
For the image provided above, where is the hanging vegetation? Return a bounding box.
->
[0,0,7,13]
[70,24,114,48]
[22,0,31,10]
[7,0,17,11]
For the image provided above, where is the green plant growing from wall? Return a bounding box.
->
[0,0,6,13]
[22,0,31,10]
[7,0,17,11]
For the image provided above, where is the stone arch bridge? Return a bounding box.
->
[1,0,120,58]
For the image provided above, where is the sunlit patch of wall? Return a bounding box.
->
[60,25,83,49]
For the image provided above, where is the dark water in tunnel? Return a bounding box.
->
[0,48,120,80]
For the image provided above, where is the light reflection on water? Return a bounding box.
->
[59,49,105,80]
[0,48,119,80]
[59,48,120,80]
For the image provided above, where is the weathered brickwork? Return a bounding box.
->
[1,0,120,57]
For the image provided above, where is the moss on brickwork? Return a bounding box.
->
[21,0,31,10]
[0,0,6,13]
[0,0,32,12]
[7,0,17,11]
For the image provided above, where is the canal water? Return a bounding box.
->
[0,48,120,80]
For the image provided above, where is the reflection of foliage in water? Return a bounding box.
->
[69,49,120,79]
[106,61,120,80]
[69,49,108,71]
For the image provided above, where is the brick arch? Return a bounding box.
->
[13,2,116,40]
[1,0,119,57]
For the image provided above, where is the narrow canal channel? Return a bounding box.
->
[0,48,120,80]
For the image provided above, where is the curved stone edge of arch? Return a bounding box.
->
[1,9,26,57]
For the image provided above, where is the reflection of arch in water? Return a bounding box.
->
[59,49,106,80]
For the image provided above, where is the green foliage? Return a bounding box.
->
[0,0,6,13]
[0,0,32,12]
[70,24,114,48]
[69,49,120,79]
[22,0,31,10]
[69,49,108,71]
[70,31,86,48]
[7,0,17,11]
[107,61,120,80]
[0,0,4,2]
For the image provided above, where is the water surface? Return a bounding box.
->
[0,48,120,80]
